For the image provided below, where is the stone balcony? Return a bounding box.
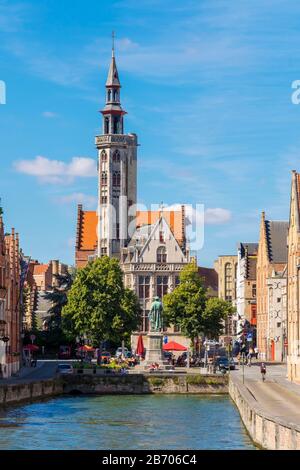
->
[95,134,137,147]
[122,263,185,273]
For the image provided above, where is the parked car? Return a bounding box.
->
[56,363,73,375]
[115,347,129,358]
[215,357,236,371]
[215,357,229,371]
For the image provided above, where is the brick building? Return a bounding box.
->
[0,212,21,378]
[256,212,288,360]
[214,255,238,336]
[287,171,300,382]
[23,259,69,331]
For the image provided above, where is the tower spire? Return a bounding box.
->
[112,31,115,58]
[101,38,126,135]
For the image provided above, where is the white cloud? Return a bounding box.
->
[14,156,97,184]
[205,207,231,225]
[0,0,29,33]
[57,193,97,209]
[42,111,58,118]
[163,203,231,225]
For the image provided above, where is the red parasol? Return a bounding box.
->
[136,334,145,356]
[77,345,95,352]
[163,341,187,351]
[23,344,39,351]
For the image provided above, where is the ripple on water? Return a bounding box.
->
[0,395,257,450]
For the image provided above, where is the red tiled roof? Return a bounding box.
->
[33,264,49,275]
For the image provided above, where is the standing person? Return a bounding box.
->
[254,346,259,360]
[260,362,266,381]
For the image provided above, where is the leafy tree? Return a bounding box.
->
[163,263,207,342]
[163,263,233,341]
[62,256,141,346]
[44,270,74,330]
[202,297,235,338]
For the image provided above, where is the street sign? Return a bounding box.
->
[30,334,36,342]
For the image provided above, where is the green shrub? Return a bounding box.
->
[186,375,207,385]
[148,377,165,387]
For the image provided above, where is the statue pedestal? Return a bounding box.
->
[144,332,166,366]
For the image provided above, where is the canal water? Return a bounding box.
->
[0,395,256,449]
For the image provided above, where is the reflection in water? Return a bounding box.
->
[0,395,256,450]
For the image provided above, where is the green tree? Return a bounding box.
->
[62,256,141,345]
[202,297,235,338]
[163,263,207,342]
[163,263,233,341]
[44,270,75,330]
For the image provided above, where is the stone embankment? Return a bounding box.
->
[229,375,300,450]
[0,373,228,407]
[62,373,228,395]
[0,379,64,406]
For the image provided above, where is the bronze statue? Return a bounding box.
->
[148,296,163,332]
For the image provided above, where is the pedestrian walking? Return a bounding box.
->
[260,362,266,381]
[254,346,259,360]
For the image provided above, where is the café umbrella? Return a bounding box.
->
[136,334,145,356]
[23,344,39,352]
[77,345,95,352]
[163,341,187,351]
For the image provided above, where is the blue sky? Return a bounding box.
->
[1,0,300,267]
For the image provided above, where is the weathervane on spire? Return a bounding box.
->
[112,31,115,57]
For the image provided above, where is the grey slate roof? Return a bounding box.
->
[238,242,258,257]
[106,55,121,87]
[265,220,288,263]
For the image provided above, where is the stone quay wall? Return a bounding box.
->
[62,373,228,395]
[0,379,64,407]
[229,377,300,450]
[0,374,228,408]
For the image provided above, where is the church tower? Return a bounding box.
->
[96,41,138,258]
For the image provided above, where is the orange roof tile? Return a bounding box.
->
[136,210,185,244]
[33,264,49,275]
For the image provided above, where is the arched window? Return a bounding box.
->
[113,117,119,134]
[113,89,118,101]
[113,150,120,162]
[101,172,107,186]
[225,263,232,301]
[113,171,120,187]
[107,89,111,102]
[157,246,167,263]
[101,150,107,162]
[104,117,109,134]
[157,276,168,298]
